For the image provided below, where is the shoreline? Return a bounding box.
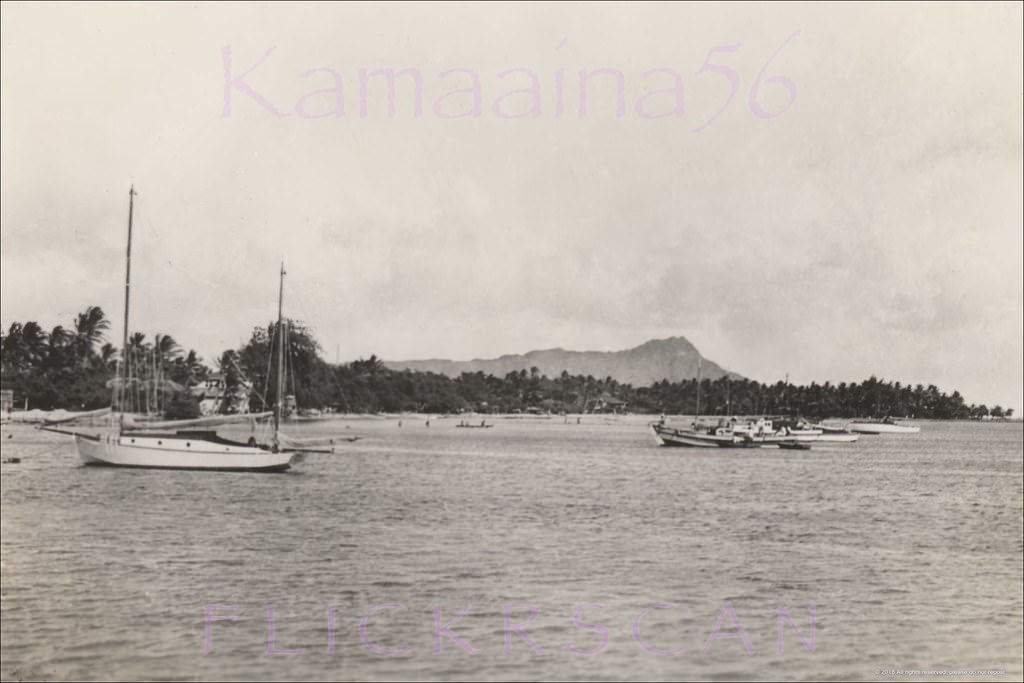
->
[5,408,1021,427]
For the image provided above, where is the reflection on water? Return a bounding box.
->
[1,418,1021,681]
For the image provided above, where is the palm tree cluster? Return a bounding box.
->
[633,376,1008,420]
[1,306,207,411]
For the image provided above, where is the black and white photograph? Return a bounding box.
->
[1,2,1021,681]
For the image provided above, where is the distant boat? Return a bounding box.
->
[651,419,787,449]
[650,423,736,448]
[848,417,921,434]
[734,417,821,442]
[649,360,741,448]
[457,420,493,429]
[651,415,833,449]
[42,188,316,472]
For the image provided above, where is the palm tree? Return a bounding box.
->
[152,334,181,385]
[1,322,26,371]
[216,349,248,413]
[100,343,119,370]
[121,332,153,412]
[153,334,181,363]
[146,334,183,413]
[22,322,48,363]
[73,306,110,366]
[353,354,384,381]
[125,332,148,376]
[170,349,207,387]
[46,325,74,371]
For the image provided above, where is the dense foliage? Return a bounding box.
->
[228,321,1011,420]
[1,307,1013,420]
[1,307,206,411]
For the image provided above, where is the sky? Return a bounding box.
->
[2,2,1022,412]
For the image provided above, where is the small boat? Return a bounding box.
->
[651,421,782,449]
[778,441,811,451]
[651,423,736,448]
[848,417,920,434]
[456,421,493,429]
[734,417,821,442]
[649,361,737,449]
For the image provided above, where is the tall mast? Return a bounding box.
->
[120,186,136,415]
[785,372,790,416]
[726,378,731,416]
[695,355,702,418]
[273,263,286,440]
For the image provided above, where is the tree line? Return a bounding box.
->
[1,306,205,412]
[1,306,1013,420]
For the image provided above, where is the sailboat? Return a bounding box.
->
[43,187,305,472]
[650,356,733,447]
[649,361,814,449]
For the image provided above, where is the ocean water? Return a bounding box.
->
[1,417,1021,681]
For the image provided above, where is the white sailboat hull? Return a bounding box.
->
[75,432,300,472]
[848,422,920,434]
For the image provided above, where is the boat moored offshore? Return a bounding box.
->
[848,417,920,434]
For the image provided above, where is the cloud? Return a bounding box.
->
[2,3,1021,411]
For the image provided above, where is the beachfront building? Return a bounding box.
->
[587,394,629,414]
[189,373,251,415]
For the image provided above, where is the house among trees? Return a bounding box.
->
[588,394,628,414]
[190,373,251,415]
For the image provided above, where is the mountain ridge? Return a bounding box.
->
[382,336,745,386]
